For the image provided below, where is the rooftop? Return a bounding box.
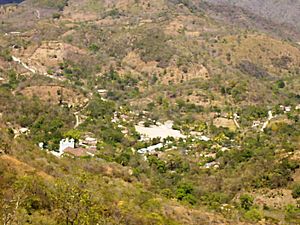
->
[64,147,97,157]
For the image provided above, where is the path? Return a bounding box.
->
[12,56,36,73]
[233,113,240,129]
[12,55,65,81]
[73,101,89,128]
[74,112,80,128]
[13,55,89,129]
[261,110,274,132]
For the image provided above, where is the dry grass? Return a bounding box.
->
[0,154,53,181]
[19,85,87,106]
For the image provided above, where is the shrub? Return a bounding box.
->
[148,156,167,173]
[176,183,197,205]
[285,204,300,223]
[292,184,300,199]
[64,129,81,141]
[52,13,61,19]
[276,80,285,89]
[89,44,100,53]
[240,194,254,211]
[0,49,12,61]
[244,208,263,222]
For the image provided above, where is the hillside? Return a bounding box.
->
[205,0,300,32]
[0,0,300,224]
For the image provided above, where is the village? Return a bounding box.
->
[7,101,297,172]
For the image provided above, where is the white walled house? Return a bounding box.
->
[54,138,75,157]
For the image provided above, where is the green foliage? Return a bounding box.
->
[86,96,116,119]
[292,184,300,199]
[244,208,263,222]
[31,116,64,150]
[89,43,100,53]
[0,48,12,61]
[52,12,61,19]
[176,183,197,205]
[285,204,300,223]
[64,129,82,141]
[100,126,124,144]
[176,99,204,113]
[136,28,174,68]
[276,80,285,89]
[1,1,300,224]
[239,105,268,121]
[166,156,190,173]
[97,70,139,101]
[240,194,254,211]
[148,155,167,173]
[61,63,84,81]
[7,70,19,89]
[202,192,231,209]
[116,151,131,166]
[260,159,297,189]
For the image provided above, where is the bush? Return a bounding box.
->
[64,129,81,141]
[176,183,197,205]
[285,204,300,223]
[148,156,167,173]
[89,44,100,53]
[0,48,12,61]
[292,184,300,199]
[52,13,61,19]
[276,80,285,89]
[244,208,263,222]
[86,96,115,119]
[240,194,254,211]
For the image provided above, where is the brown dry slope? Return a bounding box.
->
[0,154,53,181]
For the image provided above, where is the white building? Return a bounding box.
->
[59,138,75,153]
[285,106,292,113]
[137,143,164,154]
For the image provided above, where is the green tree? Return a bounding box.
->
[176,183,197,205]
[51,176,102,224]
[64,129,82,141]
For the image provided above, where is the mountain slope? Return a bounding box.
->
[205,0,300,31]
